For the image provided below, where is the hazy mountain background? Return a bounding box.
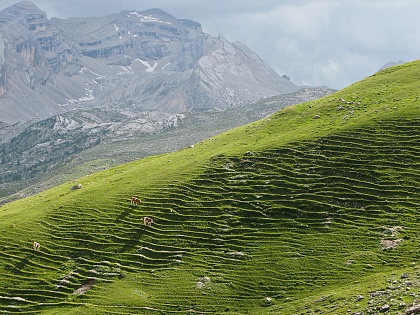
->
[0,1,298,124]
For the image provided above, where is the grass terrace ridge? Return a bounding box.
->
[0,60,419,314]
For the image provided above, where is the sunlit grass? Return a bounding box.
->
[0,60,419,314]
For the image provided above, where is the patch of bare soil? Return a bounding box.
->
[73,278,96,295]
[381,225,404,236]
[380,226,404,249]
[380,238,403,249]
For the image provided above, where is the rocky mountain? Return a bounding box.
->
[0,1,298,124]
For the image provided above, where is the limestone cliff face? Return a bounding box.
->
[0,2,299,123]
[188,37,297,111]
[0,35,6,97]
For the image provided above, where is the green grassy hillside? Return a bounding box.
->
[0,61,419,314]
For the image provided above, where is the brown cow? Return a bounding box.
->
[130,196,141,205]
[143,217,153,226]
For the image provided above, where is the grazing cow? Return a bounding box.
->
[130,196,141,205]
[143,217,153,226]
[70,184,83,190]
[33,242,41,251]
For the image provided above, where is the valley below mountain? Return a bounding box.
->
[0,86,334,203]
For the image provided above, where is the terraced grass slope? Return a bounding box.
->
[0,60,419,314]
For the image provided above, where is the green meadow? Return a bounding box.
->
[0,60,419,314]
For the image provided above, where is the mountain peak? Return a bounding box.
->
[378,60,405,72]
[0,1,48,31]
[14,1,40,9]
[0,2,298,123]
[141,8,175,18]
[6,1,44,14]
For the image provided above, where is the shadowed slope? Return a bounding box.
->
[0,61,419,314]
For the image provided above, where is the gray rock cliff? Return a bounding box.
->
[0,2,299,124]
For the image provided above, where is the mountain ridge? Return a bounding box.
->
[0,1,298,124]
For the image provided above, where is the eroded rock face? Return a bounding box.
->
[0,35,6,97]
[0,2,298,123]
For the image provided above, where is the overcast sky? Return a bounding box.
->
[1,0,420,89]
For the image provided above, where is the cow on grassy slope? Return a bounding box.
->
[143,217,153,226]
[33,242,41,251]
[130,197,141,205]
